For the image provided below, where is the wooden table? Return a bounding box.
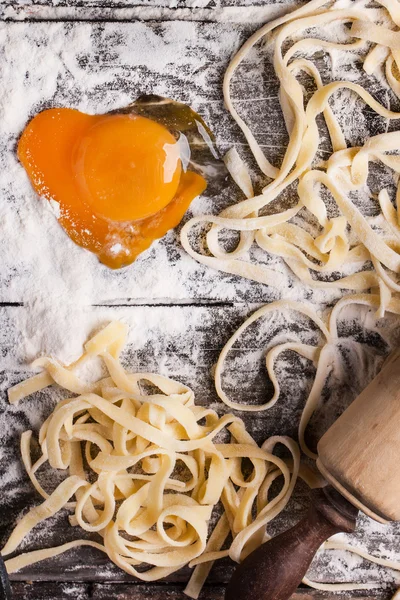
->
[1,0,400,598]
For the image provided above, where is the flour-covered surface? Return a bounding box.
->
[0,15,395,360]
[1,1,400,598]
[0,4,300,23]
[9,582,388,599]
[0,0,294,9]
[1,304,400,595]
[0,18,288,309]
[8,582,391,599]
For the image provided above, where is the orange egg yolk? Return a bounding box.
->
[18,107,206,268]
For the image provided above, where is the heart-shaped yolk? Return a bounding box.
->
[18,107,206,268]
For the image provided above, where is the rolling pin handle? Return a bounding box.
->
[225,486,358,600]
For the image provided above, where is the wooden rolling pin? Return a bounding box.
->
[225,349,400,600]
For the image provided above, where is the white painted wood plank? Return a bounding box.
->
[0,0,295,9]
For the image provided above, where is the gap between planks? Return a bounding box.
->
[0,300,236,308]
[0,2,299,23]
[9,582,392,600]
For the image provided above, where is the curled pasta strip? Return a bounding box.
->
[4,322,301,599]
[6,314,400,595]
[324,541,400,571]
[216,294,400,459]
[215,298,330,413]
[302,576,379,591]
[181,0,400,313]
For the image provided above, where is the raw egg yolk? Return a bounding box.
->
[75,114,182,222]
[18,107,206,268]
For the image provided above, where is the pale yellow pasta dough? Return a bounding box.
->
[181,0,400,315]
[6,0,400,595]
[3,322,301,599]
[215,293,400,593]
[5,312,400,596]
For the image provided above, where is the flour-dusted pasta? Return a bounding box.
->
[215,292,400,593]
[181,0,400,315]
[5,314,400,595]
[3,322,300,599]
[6,0,400,593]
[215,294,400,456]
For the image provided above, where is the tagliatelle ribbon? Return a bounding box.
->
[4,322,301,599]
[181,0,400,316]
[5,311,400,597]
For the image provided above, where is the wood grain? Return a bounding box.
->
[0,18,389,305]
[9,582,393,600]
[318,350,400,523]
[1,4,400,600]
[0,0,294,9]
[1,305,400,596]
[0,3,301,26]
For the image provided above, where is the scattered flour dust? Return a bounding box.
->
[1,0,400,592]
[0,18,247,363]
[1,3,299,23]
[0,0,387,365]
[5,193,98,364]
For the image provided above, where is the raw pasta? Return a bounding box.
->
[3,321,300,599]
[215,292,400,593]
[181,0,400,315]
[4,312,400,596]
[5,0,400,595]
[182,0,400,584]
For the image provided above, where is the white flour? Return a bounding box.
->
[1,0,400,589]
[0,13,315,361]
[0,19,237,361]
[0,2,388,362]
[1,3,299,23]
